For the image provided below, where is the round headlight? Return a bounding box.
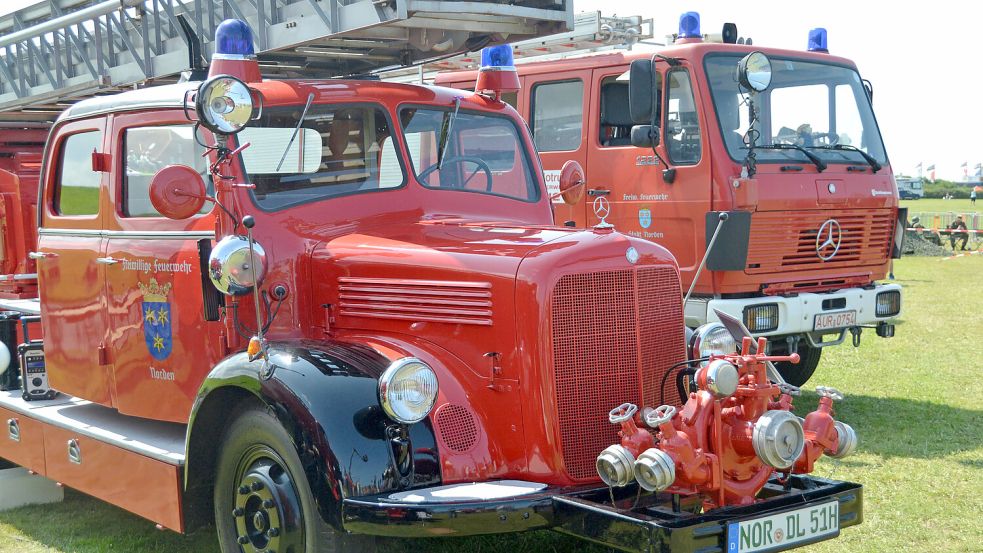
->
[688,322,737,365]
[208,235,267,296]
[378,358,438,424]
[195,74,253,134]
[737,51,772,93]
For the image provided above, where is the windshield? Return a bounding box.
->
[705,54,887,167]
[239,104,405,210]
[400,107,539,202]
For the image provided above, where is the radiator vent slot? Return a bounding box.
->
[337,277,492,326]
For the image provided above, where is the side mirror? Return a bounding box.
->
[149,165,207,220]
[629,59,656,124]
[557,160,586,205]
[630,125,661,149]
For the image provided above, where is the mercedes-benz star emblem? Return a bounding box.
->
[815,219,842,261]
[593,196,612,228]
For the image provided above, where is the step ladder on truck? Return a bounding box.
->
[0,2,862,552]
[431,10,906,387]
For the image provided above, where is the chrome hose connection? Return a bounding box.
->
[596,444,636,487]
[752,410,805,469]
[633,448,676,492]
[826,421,858,459]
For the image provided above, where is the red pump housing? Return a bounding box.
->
[600,337,857,509]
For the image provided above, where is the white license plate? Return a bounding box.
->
[726,501,839,553]
[813,310,856,331]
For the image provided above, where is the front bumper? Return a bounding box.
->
[342,476,862,552]
[686,283,902,339]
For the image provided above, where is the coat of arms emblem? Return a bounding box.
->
[139,279,173,360]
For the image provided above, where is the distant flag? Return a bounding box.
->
[926,164,936,183]
[976,163,982,178]
[962,161,969,180]
[916,162,923,178]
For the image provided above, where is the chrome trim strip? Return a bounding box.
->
[0,392,186,466]
[38,228,215,240]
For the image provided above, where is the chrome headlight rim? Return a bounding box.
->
[207,234,267,296]
[688,322,738,365]
[378,357,439,425]
[195,74,254,135]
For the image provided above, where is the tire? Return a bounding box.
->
[214,406,377,553]
[774,342,822,387]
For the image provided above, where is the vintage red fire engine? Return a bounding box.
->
[0,19,862,553]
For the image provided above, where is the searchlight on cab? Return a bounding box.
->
[475,44,520,100]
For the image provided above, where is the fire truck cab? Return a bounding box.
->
[435,14,906,386]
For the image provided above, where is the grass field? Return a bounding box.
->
[901,198,979,218]
[1,255,981,553]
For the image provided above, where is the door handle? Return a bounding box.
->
[28,251,56,259]
[588,188,610,197]
[95,257,119,265]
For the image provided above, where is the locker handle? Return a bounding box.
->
[67,439,82,465]
[6,418,18,442]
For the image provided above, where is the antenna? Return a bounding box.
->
[176,14,208,80]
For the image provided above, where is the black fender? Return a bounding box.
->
[184,339,441,532]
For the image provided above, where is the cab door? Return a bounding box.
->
[522,70,590,226]
[36,118,115,405]
[102,113,219,423]
[585,65,712,276]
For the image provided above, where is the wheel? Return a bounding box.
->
[417,156,493,191]
[774,342,822,387]
[214,407,376,553]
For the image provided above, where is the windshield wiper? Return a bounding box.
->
[756,143,826,172]
[812,144,881,173]
[275,92,315,171]
[437,97,462,170]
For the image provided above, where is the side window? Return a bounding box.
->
[598,75,661,147]
[55,131,102,216]
[665,70,702,165]
[530,80,583,152]
[123,125,210,217]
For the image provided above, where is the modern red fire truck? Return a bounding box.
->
[435,12,906,386]
[0,4,862,552]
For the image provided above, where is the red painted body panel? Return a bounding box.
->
[436,43,899,297]
[0,130,45,298]
[42,425,184,531]
[0,406,47,473]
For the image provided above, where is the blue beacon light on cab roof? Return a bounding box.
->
[215,19,255,57]
[480,44,515,69]
[808,28,829,53]
[678,11,701,39]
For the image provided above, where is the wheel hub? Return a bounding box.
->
[232,457,303,553]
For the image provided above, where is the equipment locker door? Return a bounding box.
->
[36,118,115,405]
[523,70,590,226]
[586,65,712,277]
[102,113,219,423]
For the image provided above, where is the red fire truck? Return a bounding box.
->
[435,12,906,386]
[0,5,862,552]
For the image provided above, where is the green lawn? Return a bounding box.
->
[1,256,981,552]
[901,198,979,218]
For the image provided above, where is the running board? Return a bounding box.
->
[0,390,187,531]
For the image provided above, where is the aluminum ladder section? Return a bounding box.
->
[384,10,653,84]
[0,0,573,121]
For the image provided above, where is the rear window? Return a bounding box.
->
[55,131,102,216]
[123,125,211,217]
